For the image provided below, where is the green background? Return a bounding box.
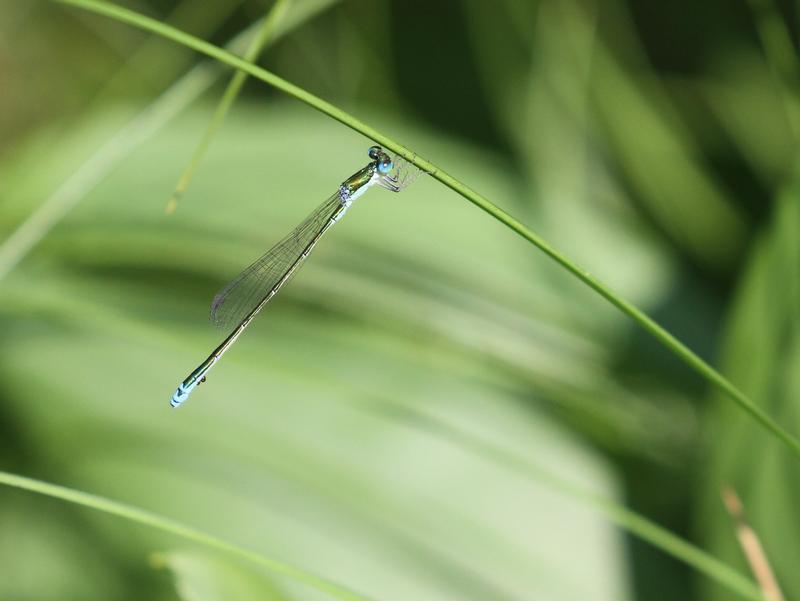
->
[1,1,798,600]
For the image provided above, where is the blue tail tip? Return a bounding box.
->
[170,384,189,408]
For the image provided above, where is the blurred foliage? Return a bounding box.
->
[155,550,291,601]
[0,0,798,600]
[700,183,800,601]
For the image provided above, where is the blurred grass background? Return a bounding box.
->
[0,0,798,600]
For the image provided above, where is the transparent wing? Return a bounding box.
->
[386,151,422,191]
[210,193,343,330]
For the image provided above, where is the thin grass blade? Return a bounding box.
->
[166,0,293,213]
[49,0,800,459]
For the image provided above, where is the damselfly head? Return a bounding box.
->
[368,145,394,174]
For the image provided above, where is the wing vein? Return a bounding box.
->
[210,193,343,330]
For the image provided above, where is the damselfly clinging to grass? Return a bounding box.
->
[171,145,419,408]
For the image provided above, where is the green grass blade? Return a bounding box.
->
[747,0,800,138]
[393,406,765,601]
[166,0,293,213]
[0,65,216,281]
[0,471,376,601]
[0,2,337,282]
[49,0,800,459]
[88,0,245,106]
[153,550,293,601]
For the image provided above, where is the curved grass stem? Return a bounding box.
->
[49,0,800,458]
[0,2,337,282]
[0,471,375,601]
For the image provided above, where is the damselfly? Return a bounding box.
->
[171,145,418,408]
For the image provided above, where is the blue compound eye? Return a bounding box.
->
[377,158,393,174]
[368,146,381,160]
